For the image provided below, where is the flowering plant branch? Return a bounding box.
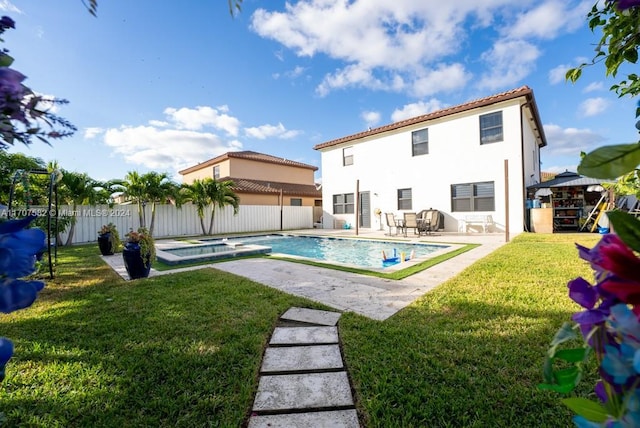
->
[540,2,640,420]
[0,16,76,150]
[0,215,46,381]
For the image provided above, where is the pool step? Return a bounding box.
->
[248,307,360,428]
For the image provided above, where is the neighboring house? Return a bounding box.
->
[179,151,322,219]
[313,86,547,234]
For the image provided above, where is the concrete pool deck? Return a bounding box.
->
[102,229,509,321]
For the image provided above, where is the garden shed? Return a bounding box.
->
[526,171,609,233]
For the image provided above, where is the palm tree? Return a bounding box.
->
[182,178,240,235]
[95,178,125,206]
[142,172,180,236]
[58,170,100,246]
[207,179,239,235]
[122,171,147,229]
[181,179,211,235]
[122,171,180,236]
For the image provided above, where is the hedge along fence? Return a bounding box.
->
[3,204,314,245]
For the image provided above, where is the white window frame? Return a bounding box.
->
[333,193,354,214]
[343,147,354,166]
[397,188,412,210]
[451,181,495,212]
[479,111,503,144]
[412,128,428,156]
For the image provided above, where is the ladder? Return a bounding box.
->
[589,201,615,232]
[580,193,607,232]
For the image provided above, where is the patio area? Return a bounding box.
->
[103,228,508,320]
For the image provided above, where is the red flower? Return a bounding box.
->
[596,234,640,304]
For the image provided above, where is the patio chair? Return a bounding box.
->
[385,212,400,236]
[417,210,434,235]
[403,212,419,237]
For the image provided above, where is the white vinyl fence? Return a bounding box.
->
[15,203,314,245]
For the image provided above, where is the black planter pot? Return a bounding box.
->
[122,242,152,279]
[98,233,114,256]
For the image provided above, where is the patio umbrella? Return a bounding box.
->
[534,188,553,197]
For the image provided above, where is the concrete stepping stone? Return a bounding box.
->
[261,345,343,373]
[253,372,353,411]
[248,409,359,428]
[281,307,341,326]
[270,326,338,345]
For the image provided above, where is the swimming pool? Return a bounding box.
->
[159,234,451,269]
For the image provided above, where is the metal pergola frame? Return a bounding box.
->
[7,169,59,279]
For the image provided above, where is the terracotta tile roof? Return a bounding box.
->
[540,171,556,182]
[179,150,318,175]
[224,177,322,197]
[313,86,547,150]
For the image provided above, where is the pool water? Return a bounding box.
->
[199,235,449,269]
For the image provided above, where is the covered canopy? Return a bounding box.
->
[527,171,605,190]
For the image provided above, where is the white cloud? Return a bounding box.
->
[316,64,384,96]
[250,1,586,96]
[163,105,240,136]
[84,127,104,139]
[148,120,169,127]
[0,0,21,14]
[548,64,571,85]
[542,123,606,156]
[391,99,444,122]
[287,66,305,78]
[478,39,540,90]
[506,0,590,40]
[361,110,381,128]
[578,97,609,117]
[583,82,604,93]
[244,122,301,139]
[411,63,469,97]
[103,125,242,172]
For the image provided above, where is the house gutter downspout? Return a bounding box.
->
[520,100,530,235]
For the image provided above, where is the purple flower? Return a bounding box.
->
[0,337,13,382]
[0,67,26,93]
[0,16,14,31]
[569,277,598,309]
[602,344,636,384]
[0,219,45,279]
[0,278,45,313]
[613,0,640,10]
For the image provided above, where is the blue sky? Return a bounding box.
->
[3,0,639,183]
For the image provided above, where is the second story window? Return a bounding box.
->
[290,198,302,206]
[479,111,503,144]
[412,128,428,156]
[343,147,354,166]
[213,165,220,179]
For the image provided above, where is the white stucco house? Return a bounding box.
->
[313,86,547,235]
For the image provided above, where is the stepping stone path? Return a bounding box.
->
[248,307,360,428]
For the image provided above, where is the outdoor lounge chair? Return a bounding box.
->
[417,209,443,235]
[403,212,419,237]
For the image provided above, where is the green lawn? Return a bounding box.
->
[0,232,601,427]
